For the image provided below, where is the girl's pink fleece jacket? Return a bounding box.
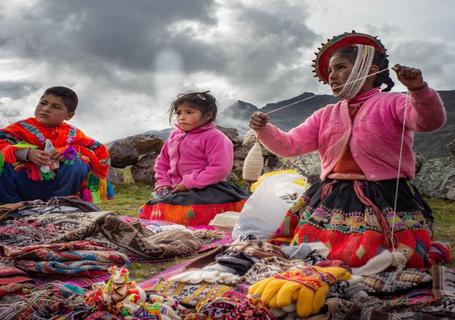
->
[257,86,446,181]
[154,123,233,189]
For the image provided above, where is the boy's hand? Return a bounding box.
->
[392,64,426,91]
[28,149,51,166]
[49,150,64,161]
[249,112,269,131]
[172,183,188,193]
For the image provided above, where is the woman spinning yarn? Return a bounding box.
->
[249,31,449,268]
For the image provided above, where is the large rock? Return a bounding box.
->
[267,152,322,185]
[109,142,139,168]
[108,134,164,168]
[414,156,455,200]
[218,126,243,146]
[130,153,158,185]
[107,166,125,185]
[448,138,455,156]
[123,134,164,155]
[415,151,425,174]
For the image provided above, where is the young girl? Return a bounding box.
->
[249,31,448,268]
[139,91,249,226]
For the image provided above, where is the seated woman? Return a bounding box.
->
[139,91,249,226]
[249,31,449,268]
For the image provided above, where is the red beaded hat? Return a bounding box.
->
[312,31,387,84]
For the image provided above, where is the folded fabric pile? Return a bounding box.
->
[184,291,274,320]
[55,213,203,260]
[0,261,34,298]
[0,282,91,320]
[0,240,129,276]
[359,269,432,296]
[0,197,100,222]
[169,263,241,285]
[214,236,287,276]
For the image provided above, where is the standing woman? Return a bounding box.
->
[249,31,448,268]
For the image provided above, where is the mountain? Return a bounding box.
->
[219,90,455,159]
[144,128,173,140]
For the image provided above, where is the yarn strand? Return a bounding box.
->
[266,67,390,115]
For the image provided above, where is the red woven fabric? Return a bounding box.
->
[139,200,246,226]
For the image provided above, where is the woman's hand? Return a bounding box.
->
[27,149,51,167]
[172,183,188,193]
[392,64,426,91]
[249,112,269,131]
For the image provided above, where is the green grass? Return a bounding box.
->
[97,184,455,282]
[426,197,455,267]
[98,183,153,216]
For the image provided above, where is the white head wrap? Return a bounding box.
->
[336,44,375,100]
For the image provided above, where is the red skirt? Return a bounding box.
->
[139,181,249,226]
[274,178,449,268]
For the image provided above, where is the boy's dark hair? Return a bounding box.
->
[42,86,78,113]
[169,91,217,124]
[333,46,395,92]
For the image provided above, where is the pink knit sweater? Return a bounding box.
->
[154,123,233,189]
[257,86,446,181]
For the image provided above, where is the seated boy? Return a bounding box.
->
[0,86,113,203]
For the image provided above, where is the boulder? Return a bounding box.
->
[414,156,455,201]
[448,138,455,156]
[107,166,125,185]
[414,151,425,174]
[109,142,139,168]
[123,134,164,155]
[130,153,158,185]
[218,126,243,147]
[267,152,322,185]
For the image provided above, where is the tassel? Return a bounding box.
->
[91,191,100,204]
[27,165,42,181]
[242,139,264,182]
[0,153,4,175]
[81,187,93,202]
[40,170,55,181]
[99,178,107,201]
[107,181,115,199]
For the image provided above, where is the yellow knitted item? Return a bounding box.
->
[248,266,351,318]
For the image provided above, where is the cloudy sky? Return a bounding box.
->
[1,0,454,142]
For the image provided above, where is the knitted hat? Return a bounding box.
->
[312,31,387,84]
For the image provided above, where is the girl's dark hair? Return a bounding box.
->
[169,90,217,124]
[42,86,78,112]
[333,46,394,92]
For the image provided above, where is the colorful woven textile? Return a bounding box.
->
[292,179,437,268]
[139,181,248,226]
[1,197,101,221]
[0,282,93,320]
[0,217,58,247]
[55,213,202,260]
[184,291,275,320]
[0,261,34,297]
[359,269,432,296]
[1,240,129,276]
[241,256,310,285]
[223,237,286,260]
[152,279,233,308]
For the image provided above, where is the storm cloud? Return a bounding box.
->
[1,0,454,141]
